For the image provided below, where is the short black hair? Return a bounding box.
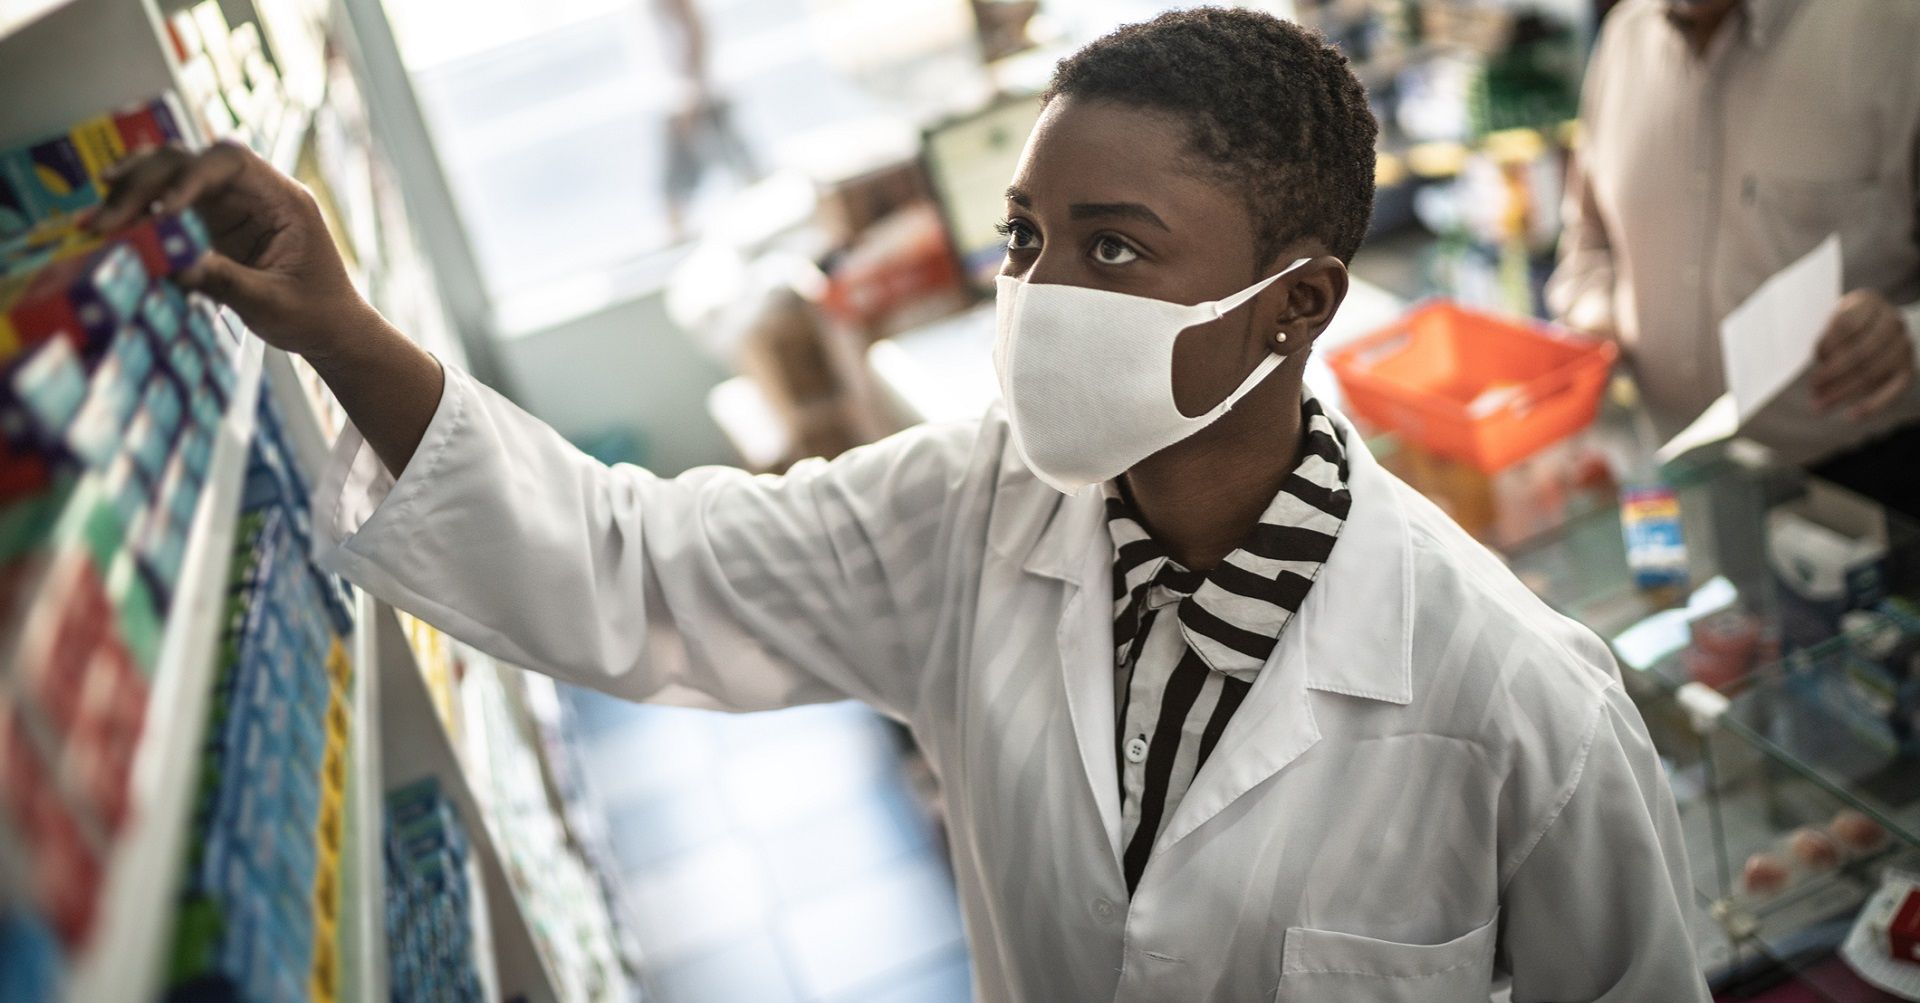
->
[1042,7,1378,266]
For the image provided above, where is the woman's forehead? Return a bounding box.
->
[1009,97,1224,212]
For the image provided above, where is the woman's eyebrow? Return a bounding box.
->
[1003,188,1170,232]
[1070,202,1170,231]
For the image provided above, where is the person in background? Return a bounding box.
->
[98,9,1706,1000]
[651,0,758,242]
[1549,0,1920,517]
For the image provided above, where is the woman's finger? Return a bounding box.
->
[91,146,192,231]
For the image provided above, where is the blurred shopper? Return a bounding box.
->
[1550,0,1920,516]
[651,0,759,242]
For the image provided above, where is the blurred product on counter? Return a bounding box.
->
[1374,429,1614,549]
[817,157,934,255]
[1770,484,1897,652]
[736,284,898,470]
[1682,607,1764,692]
[1842,869,1920,995]
[383,777,484,1003]
[1621,485,1689,601]
[820,203,966,339]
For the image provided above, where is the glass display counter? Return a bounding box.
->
[1414,417,1920,1000]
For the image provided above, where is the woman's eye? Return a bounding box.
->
[1094,236,1138,265]
[997,219,1039,251]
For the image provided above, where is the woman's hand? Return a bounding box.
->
[94,140,443,477]
[91,140,371,363]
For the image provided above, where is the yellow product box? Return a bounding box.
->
[67,115,128,187]
[326,634,352,688]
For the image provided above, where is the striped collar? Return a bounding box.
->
[1104,393,1352,681]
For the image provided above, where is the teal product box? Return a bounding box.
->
[2,137,95,220]
[0,166,31,239]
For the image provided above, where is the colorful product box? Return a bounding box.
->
[0,95,187,241]
[0,169,31,239]
[1622,484,1689,593]
[0,335,87,452]
[0,243,149,361]
[111,96,188,156]
[0,137,93,221]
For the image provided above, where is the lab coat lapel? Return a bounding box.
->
[1021,486,1125,864]
[1153,417,1416,856]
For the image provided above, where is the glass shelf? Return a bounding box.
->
[1368,416,1920,998]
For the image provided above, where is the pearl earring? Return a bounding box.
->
[1275,331,1290,347]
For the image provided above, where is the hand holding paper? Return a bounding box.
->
[1810,288,1917,420]
[1657,235,1842,462]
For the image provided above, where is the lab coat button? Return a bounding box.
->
[1093,898,1119,922]
[1124,736,1149,763]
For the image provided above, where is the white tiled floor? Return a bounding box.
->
[562,690,970,1003]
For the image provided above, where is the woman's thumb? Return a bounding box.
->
[177,250,279,322]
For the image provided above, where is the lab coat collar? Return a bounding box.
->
[1017,409,1416,863]
[1020,408,1414,707]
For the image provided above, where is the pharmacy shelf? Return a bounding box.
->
[7,1,607,998]
[0,0,185,147]
[65,333,265,1003]
[0,0,78,41]
[370,598,565,1003]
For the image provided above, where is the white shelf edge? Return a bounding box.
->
[344,587,386,1003]
[67,332,266,1003]
[0,0,78,41]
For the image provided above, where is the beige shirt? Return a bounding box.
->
[1548,0,1920,462]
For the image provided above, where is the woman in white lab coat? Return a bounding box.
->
[99,9,1707,1001]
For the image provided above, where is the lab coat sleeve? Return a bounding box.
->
[312,364,979,720]
[1497,686,1709,1002]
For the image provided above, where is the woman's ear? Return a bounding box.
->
[1271,255,1349,354]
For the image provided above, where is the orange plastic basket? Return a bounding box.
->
[1327,301,1617,473]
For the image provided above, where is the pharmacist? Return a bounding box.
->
[1549,0,1920,516]
[102,10,1705,1001]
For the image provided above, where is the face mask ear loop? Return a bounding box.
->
[1208,256,1314,319]
[1205,351,1287,421]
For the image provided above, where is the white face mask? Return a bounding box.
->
[992,258,1309,494]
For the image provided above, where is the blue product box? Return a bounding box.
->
[139,376,183,443]
[138,286,181,342]
[1,334,87,450]
[190,386,222,433]
[178,424,212,486]
[163,336,205,397]
[63,327,153,466]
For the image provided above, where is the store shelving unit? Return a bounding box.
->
[64,336,264,1003]
[2,0,628,1000]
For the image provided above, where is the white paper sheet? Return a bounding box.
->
[1721,233,1842,415]
[1655,393,1739,464]
[1658,234,1842,460]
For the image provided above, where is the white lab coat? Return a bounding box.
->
[315,366,1709,1002]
